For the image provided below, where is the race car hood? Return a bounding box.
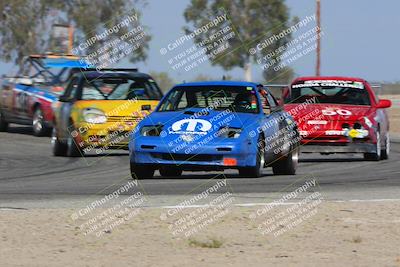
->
[284,103,373,123]
[141,109,256,137]
[72,100,159,117]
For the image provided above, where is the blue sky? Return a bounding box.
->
[1,0,399,83]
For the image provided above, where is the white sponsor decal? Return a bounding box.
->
[170,119,212,135]
[307,120,327,125]
[292,80,364,89]
[325,130,345,135]
[180,134,195,142]
[322,109,352,116]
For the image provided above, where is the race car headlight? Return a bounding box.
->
[141,125,163,136]
[217,127,242,138]
[364,117,373,128]
[82,108,107,124]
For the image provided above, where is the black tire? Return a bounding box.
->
[238,137,265,178]
[130,163,154,179]
[380,133,390,160]
[272,147,299,175]
[159,168,182,177]
[0,111,8,132]
[32,107,49,136]
[51,127,67,156]
[66,124,83,157]
[364,131,381,161]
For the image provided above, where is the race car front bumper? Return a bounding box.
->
[299,128,377,154]
[300,143,377,153]
[73,122,136,149]
[129,137,258,170]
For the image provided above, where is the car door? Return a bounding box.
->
[13,83,34,121]
[269,92,295,158]
[259,90,281,163]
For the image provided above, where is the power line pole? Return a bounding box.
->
[316,0,321,76]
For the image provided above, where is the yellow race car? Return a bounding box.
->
[51,69,162,157]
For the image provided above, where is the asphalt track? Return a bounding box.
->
[1,125,400,207]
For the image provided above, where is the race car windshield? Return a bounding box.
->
[286,82,371,106]
[158,86,259,113]
[80,78,162,100]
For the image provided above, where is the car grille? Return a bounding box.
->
[151,153,222,162]
[107,116,143,123]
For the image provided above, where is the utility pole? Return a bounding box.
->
[316,0,321,76]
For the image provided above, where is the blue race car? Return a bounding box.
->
[129,81,300,179]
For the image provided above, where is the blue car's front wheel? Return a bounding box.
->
[130,163,155,179]
[272,146,299,175]
[238,137,265,178]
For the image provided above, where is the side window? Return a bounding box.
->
[261,89,277,115]
[63,77,80,100]
[266,93,277,109]
[159,90,182,111]
[177,91,188,109]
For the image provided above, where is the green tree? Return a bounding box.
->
[0,0,149,69]
[0,1,60,69]
[149,71,175,92]
[183,0,295,82]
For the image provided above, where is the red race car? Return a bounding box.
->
[282,76,391,161]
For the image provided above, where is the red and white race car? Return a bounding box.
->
[282,76,391,160]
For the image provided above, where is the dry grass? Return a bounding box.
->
[188,237,224,248]
[388,108,400,135]
[380,95,400,135]
[352,236,362,243]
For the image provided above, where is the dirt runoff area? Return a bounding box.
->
[1,201,399,267]
[388,107,400,135]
